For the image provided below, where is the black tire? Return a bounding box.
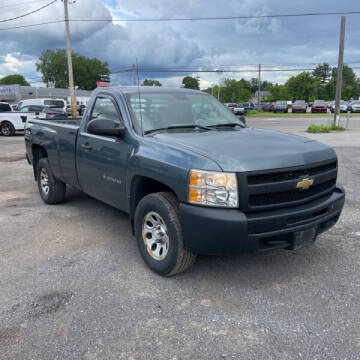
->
[134,192,196,276]
[37,158,66,204]
[0,121,15,136]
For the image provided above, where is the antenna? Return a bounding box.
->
[135,58,144,136]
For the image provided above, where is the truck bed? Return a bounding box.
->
[26,118,82,187]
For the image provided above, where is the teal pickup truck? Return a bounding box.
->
[25,87,345,276]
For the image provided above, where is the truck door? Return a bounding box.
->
[76,94,131,212]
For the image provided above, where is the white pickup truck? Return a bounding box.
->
[0,103,39,136]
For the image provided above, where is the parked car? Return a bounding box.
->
[311,100,327,113]
[233,103,246,115]
[17,98,66,111]
[66,104,86,117]
[292,100,307,113]
[274,100,288,113]
[0,109,30,136]
[330,100,348,113]
[38,106,68,120]
[25,86,345,276]
[262,102,274,112]
[0,102,12,112]
[347,100,360,113]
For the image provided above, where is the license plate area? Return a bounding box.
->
[287,227,318,250]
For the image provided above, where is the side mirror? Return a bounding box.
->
[238,115,246,125]
[87,118,124,137]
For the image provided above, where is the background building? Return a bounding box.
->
[0,84,92,104]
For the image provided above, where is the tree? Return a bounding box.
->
[285,72,320,102]
[267,84,290,102]
[36,49,109,90]
[312,63,332,85]
[182,76,199,90]
[324,64,359,100]
[142,79,162,86]
[0,74,30,86]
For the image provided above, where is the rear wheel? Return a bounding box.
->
[134,192,196,276]
[0,121,15,136]
[37,158,66,204]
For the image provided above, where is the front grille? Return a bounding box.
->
[248,162,337,185]
[249,179,336,206]
[245,161,337,211]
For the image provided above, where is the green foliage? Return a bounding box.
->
[203,63,360,103]
[267,84,290,101]
[182,76,200,90]
[285,72,320,102]
[142,79,162,86]
[203,77,261,103]
[312,63,332,85]
[307,123,345,133]
[36,49,109,90]
[0,74,30,86]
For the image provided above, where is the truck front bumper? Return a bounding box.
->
[180,186,345,255]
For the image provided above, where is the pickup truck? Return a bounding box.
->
[25,87,345,276]
[0,109,29,136]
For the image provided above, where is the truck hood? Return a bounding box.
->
[153,128,336,172]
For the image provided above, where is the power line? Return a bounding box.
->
[0,0,49,10]
[110,66,360,74]
[69,11,360,23]
[0,0,57,24]
[1,9,360,31]
[0,20,63,31]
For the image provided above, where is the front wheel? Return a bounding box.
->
[0,122,15,136]
[134,192,196,276]
[37,158,66,204]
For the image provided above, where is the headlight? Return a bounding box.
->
[188,169,238,208]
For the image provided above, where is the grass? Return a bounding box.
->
[246,110,348,118]
[307,123,346,133]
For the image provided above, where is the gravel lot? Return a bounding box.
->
[1,117,359,359]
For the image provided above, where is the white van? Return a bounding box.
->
[17,98,66,111]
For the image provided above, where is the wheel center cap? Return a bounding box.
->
[153,225,165,240]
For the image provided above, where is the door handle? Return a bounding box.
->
[81,143,92,151]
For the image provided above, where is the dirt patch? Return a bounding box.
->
[28,291,73,319]
[0,155,25,163]
[0,326,22,347]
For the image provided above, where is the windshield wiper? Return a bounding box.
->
[144,124,212,135]
[208,122,244,128]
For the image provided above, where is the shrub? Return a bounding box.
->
[307,124,345,133]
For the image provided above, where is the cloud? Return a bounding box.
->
[0,0,359,87]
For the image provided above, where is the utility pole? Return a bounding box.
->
[257,64,261,111]
[132,64,137,86]
[63,0,77,119]
[334,16,346,126]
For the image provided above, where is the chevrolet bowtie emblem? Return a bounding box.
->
[296,177,314,190]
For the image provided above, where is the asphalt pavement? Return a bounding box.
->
[0,117,359,359]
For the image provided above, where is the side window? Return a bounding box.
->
[20,106,29,112]
[90,97,122,126]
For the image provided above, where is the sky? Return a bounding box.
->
[0,0,359,89]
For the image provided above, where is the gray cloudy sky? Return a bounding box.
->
[0,0,359,88]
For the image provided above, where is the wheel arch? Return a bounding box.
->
[128,175,179,233]
[32,144,48,180]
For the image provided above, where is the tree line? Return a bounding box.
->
[202,63,360,103]
[1,49,359,104]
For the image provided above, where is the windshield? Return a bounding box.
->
[276,101,287,105]
[44,100,65,108]
[126,92,245,133]
[314,100,326,105]
[294,100,305,105]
